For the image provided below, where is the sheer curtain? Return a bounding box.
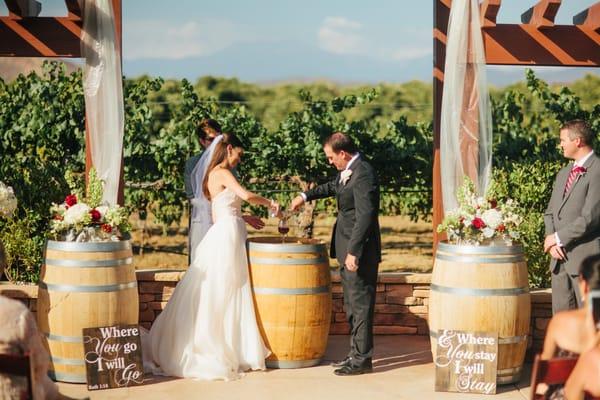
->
[440,0,492,213]
[81,0,124,205]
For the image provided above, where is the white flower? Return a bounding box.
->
[63,203,91,225]
[481,208,503,229]
[0,182,17,218]
[340,169,353,185]
[482,227,495,238]
[96,205,109,218]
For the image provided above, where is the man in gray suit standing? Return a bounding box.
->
[544,119,600,314]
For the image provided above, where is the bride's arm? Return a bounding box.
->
[220,169,278,211]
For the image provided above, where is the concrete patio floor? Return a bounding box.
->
[56,335,532,400]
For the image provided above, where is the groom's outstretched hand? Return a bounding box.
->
[290,195,305,212]
[243,215,265,230]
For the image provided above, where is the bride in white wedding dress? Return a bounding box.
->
[145,133,279,380]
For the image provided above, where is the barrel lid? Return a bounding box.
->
[438,241,523,255]
[46,239,131,252]
[247,237,327,253]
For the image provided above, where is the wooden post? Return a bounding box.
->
[432,0,450,253]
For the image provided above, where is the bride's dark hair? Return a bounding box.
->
[202,132,244,200]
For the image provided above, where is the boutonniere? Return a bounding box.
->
[340,169,353,185]
[573,166,587,176]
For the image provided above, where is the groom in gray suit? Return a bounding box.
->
[544,119,600,314]
[291,132,381,376]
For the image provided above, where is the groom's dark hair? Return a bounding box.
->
[324,132,357,154]
[197,118,222,140]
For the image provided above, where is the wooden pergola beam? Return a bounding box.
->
[521,0,561,28]
[480,0,501,28]
[0,0,82,57]
[574,3,600,32]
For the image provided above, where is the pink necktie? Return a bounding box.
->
[563,166,585,196]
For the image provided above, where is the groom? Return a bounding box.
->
[290,132,381,376]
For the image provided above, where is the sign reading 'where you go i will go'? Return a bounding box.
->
[83,324,144,390]
[434,330,498,395]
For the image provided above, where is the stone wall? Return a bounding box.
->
[0,271,553,359]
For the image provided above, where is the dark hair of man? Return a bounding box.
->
[197,118,222,140]
[323,132,357,154]
[561,119,595,147]
[580,254,600,290]
[202,132,244,200]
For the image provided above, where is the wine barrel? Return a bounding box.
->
[428,242,530,384]
[37,240,138,383]
[247,237,332,368]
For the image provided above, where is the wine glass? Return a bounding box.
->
[278,218,289,244]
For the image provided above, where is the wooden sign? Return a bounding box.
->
[82,324,144,390]
[434,330,498,395]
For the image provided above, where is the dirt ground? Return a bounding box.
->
[130,214,433,273]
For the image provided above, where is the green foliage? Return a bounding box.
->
[0,211,45,283]
[491,161,562,287]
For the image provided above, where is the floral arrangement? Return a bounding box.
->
[437,178,522,246]
[49,169,130,242]
[0,182,17,218]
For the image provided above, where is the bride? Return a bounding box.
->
[146,132,279,380]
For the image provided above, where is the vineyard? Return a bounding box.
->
[1,61,599,286]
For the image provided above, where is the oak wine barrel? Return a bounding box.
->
[37,240,138,383]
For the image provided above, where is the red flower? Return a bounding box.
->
[496,224,506,232]
[90,209,101,222]
[54,215,63,221]
[471,217,486,230]
[65,194,77,207]
[101,224,112,233]
[489,199,497,209]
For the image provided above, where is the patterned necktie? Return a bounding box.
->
[563,165,586,196]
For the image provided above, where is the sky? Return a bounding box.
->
[3,0,599,85]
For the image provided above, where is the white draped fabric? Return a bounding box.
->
[81,0,124,205]
[440,0,493,213]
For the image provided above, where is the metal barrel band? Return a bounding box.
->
[430,283,529,296]
[248,256,327,265]
[252,286,330,295]
[44,332,84,343]
[50,355,85,366]
[44,257,133,268]
[39,281,138,293]
[48,371,86,383]
[437,242,524,255]
[435,253,525,264]
[498,365,522,376]
[266,358,321,369]
[248,241,326,253]
[46,240,131,252]
[429,331,528,344]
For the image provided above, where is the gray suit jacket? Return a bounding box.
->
[184,152,203,200]
[544,153,600,275]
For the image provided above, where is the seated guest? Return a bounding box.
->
[0,295,58,400]
[564,344,600,400]
[542,254,600,359]
[539,254,600,399]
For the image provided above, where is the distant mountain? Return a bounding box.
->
[0,58,80,81]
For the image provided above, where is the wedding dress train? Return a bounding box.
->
[145,188,270,380]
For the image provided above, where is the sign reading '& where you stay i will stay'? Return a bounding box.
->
[434,330,498,395]
[83,324,144,390]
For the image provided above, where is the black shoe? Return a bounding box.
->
[331,357,353,368]
[334,360,373,376]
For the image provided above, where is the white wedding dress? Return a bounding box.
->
[145,188,270,380]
